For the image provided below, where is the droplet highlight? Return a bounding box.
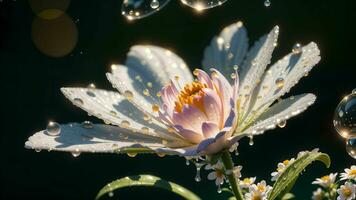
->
[46,121,61,136]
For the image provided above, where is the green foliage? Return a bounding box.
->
[95,174,201,200]
[267,151,331,200]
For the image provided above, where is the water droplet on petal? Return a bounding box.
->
[46,121,61,136]
[275,78,285,89]
[124,90,134,100]
[346,138,356,159]
[217,184,222,193]
[121,0,170,20]
[74,97,84,105]
[143,89,150,96]
[35,148,41,152]
[71,149,81,157]
[81,121,93,129]
[333,92,356,139]
[181,0,228,11]
[248,135,254,146]
[156,152,165,157]
[194,162,203,182]
[120,120,131,128]
[277,120,287,128]
[264,0,271,7]
[152,104,160,112]
[292,43,302,54]
[186,159,190,165]
[87,83,96,89]
[127,152,137,157]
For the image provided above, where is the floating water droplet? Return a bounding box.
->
[46,121,61,136]
[181,0,228,11]
[264,0,271,7]
[81,121,93,129]
[275,78,285,89]
[71,149,81,157]
[150,0,160,9]
[127,152,137,157]
[277,120,287,128]
[73,97,84,105]
[248,135,254,146]
[346,138,356,159]
[292,43,302,54]
[124,90,134,100]
[186,159,190,165]
[333,91,356,139]
[121,0,170,20]
[108,191,114,197]
[217,184,222,193]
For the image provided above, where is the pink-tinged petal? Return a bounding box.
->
[210,69,233,124]
[195,69,214,89]
[161,81,179,108]
[174,125,204,144]
[232,71,239,102]
[197,130,228,154]
[172,105,207,133]
[202,122,220,138]
[202,88,223,127]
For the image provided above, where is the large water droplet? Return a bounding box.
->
[120,120,131,128]
[264,0,271,7]
[71,149,81,157]
[346,138,356,159]
[181,0,228,11]
[123,90,134,100]
[277,120,287,128]
[275,78,285,89]
[46,121,61,136]
[121,0,171,20]
[333,91,356,139]
[292,43,302,54]
[81,121,93,129]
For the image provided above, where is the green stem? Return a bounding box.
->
[221,151,244,200]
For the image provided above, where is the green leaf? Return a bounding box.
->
[95,174,201,200]
[267,150,330,200]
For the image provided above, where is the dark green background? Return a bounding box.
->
[1,0,355,199]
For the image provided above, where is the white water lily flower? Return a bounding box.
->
[271,158,295,181]
[207,161,225,185]
[340,165,356,181]
[312,188,324,200]
[239,177,256,189]
[312,173,338,188]
[245,180,272,200]
[25,21,320,158]
[337,182,356,200]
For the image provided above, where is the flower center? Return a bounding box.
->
[252,194,262,200]
[343,188,352,196]
[321,175,330,182]
[243,178,252,184]
[349,169,356,176]
[257,184,266,192]
[174,81,207,113]
[282,160,290,166]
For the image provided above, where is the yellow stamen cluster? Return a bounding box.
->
[343,188,352,196]
[252,194,262,200]
[243,178,252,184]
[349,169,356,176]
[321,175,330,182]
[174,81,207,113]
[257,184,266,192]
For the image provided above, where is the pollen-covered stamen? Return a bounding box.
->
[174,81,208,113]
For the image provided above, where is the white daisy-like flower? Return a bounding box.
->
[122,0,229,20]
[239,177,256,189]
[337,182,356,200]
[25,21,320,158]
[245,180,272,200]
[312,188,324,200]
[271,158,295,181]
[312,173,338,188]
[229,165,243,179]
[207,161,225,185]
[341,165,356,181]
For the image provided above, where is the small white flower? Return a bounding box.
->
[244,180,272,200]
[271,158,295,181]
[207,162,225,185]
[312,173,338,188]
[312,188,324,200]
[231,165,243,179]
[337,182,356,200]
[340,165,356,181]
[239,177,256,189]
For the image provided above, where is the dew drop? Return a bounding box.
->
[74,97,84,105]
[156,152,165,157]
[150,0,159,9]
[108,191,114,197]
[333,92,356,139]
[143,89,150,96]
[46,121,61,136]
[352,88,356,94]
[120,120,131,128]
[186,159,190,166]
[346,138,356,159]
[141,127,149,133]
[248,135,254,146]
[124,90,134,100]
[182,0,228,11]
[277,120,287,128]
[87,83,96,89]
[230,73,236,79]
[152,104,160,112]
[292,43,302,54]
[194,162,203,182]
[81,121,93,129]
[71,149,81,157]
[264,0,271,7]
[275,78,285,89]
[35,148,41,152]
[127,152,137,157]
[217,184,222,193]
